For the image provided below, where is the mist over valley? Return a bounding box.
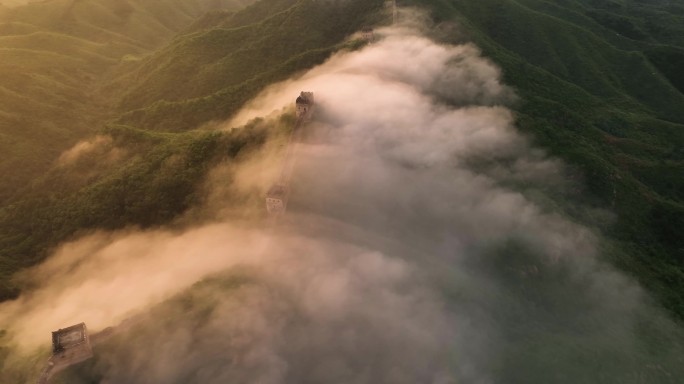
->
[1,1,684,383]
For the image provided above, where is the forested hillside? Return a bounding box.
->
[0,0,383,300]
[113,0,382,131]
[2,0,684,383]
[0,0,682,323]
[1,0,683,319]
[412,0,684,319]
[0,0,254,204]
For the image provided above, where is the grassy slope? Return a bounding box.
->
[0,0,252,204]
[414,0,684,318]
[0,0,683,380]
[0,0,681,337]
[0,0,383,301]
[113,0,384,131]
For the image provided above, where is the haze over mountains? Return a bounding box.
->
[0,0,683,383]
[0,0,256,201]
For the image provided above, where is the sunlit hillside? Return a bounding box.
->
[0,0,382,302]
[0,0,255,204]
[1,0,684,383]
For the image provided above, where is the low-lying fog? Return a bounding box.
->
[2,23,683,384]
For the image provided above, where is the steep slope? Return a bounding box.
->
[1,1,684,382]
[415,0,684,317]
[114,0,384,131]
[2,0,254,47]
[0,0,681,326]
[0,0,254,204]
[0,0,384,301]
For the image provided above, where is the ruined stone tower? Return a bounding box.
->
[296,91,314,118]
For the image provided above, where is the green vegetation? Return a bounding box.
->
[0,0,684,381]
[0,0,384,300]
[0,0,683,359]
[0,123,270,300]
[114,0,384,131]
[0,0,255,204]
[414,0,684,318]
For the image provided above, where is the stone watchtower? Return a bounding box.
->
[361,27,374,42]
[38,323,94,384]
[266,183,288,214]
[265,91,315,215]
[51,323,93,369]
[296,91,314,118]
